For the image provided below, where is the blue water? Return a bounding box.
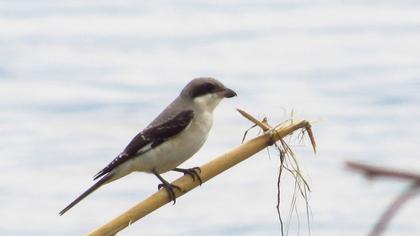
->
[1,1,420,235]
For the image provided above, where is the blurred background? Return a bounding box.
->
[1,1,420,235]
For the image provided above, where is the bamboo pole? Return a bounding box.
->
[88,111,316,236]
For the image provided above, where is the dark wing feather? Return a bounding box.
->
[93,110,194,180]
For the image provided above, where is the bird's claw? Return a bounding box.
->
[175,167,203,185]
[158,183,182,204]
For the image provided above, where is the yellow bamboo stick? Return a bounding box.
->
[87,113,315,236]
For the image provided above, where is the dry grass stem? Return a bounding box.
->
[238,108,315,236]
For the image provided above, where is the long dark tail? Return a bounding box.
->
[59,173,113,216]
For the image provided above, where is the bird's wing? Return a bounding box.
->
[93,110,194,180]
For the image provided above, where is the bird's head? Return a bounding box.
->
[181,77,237,112]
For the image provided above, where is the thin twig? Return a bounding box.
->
[346,162,420,182]
[277,145,286,236]
[369,184,420,236]
[346,161,420,236]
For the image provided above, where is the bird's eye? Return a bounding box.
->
[203,83,216,91]
[191,83,217,98]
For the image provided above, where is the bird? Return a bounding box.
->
[59,77,237,215]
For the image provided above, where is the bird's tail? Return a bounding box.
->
[59,173,113,216]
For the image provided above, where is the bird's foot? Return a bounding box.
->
[158,183,182,204]
[173,167,203,185]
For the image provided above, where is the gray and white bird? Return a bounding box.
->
[59,77,236,215]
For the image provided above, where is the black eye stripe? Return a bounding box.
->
[191,82,218,98]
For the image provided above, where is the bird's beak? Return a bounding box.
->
[219,88,237,98]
